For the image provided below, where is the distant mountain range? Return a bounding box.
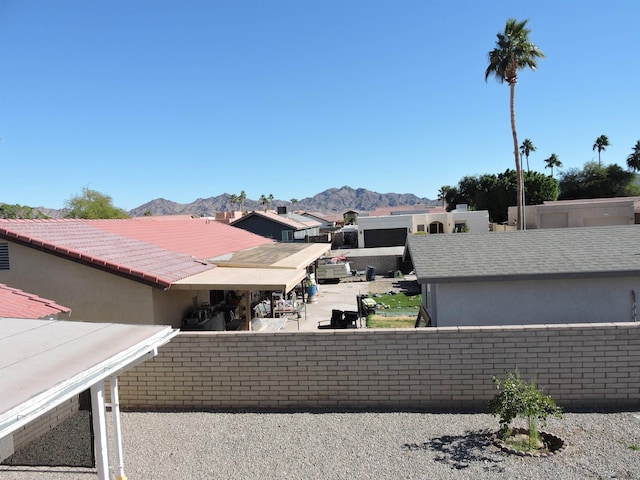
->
[4,186,438,219]
[128,186,438,217]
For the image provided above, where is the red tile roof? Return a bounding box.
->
[0,283,71,319]
[0,218,274,288]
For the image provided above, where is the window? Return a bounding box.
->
[0,243,8,270]
[417,224,425,232]
[281,230,294,242]
[454,222,467,233]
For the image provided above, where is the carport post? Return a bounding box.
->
[110,375,127,480]
[90,380,110,480]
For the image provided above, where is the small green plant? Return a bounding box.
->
[630,444,639,451]
[488,370,563,450]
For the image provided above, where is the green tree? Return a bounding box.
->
[268,193,274,210]
[64,187,129,219]
[0,204,49,219]
[447,169,558,224]
[519,138,537,173]
[290,198,298,210]
[593,134,610,166]
[543,153,562,177]
[486,18,545,230]
[259,194,268,211]
[558,161,640,200]
[627,140,640,172]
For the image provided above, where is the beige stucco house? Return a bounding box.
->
[406,225,640,326]
[508,197,640,229]
[0,217,329,329]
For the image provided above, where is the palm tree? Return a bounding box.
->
[438,185,453,208]
[519,138,537,172]
[259,194,268,211]
[592,135,610,166]
[626,140,640,172]
[267,193,274,210]
[229,194,239,211]
[239,190,246,212]
[290,198,299,210]
[486,18,544,230]
[544,153,562,177]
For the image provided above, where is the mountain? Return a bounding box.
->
[128,186,437,217]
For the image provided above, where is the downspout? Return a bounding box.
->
[633,290,637,322]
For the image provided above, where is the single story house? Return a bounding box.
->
[230,208,321,242]
[0,217,329,329]
[356,206,489,248]
[508,197,640,229]
[405,225,640,326]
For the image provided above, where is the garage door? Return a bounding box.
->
[364,228,408,248]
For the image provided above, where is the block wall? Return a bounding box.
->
[118,323,640,411]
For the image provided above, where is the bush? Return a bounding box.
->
[488,370,562,450]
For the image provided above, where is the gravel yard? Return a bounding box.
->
[2,410,640,479]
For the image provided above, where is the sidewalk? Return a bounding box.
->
[281,274,417,332]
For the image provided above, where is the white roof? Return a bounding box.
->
[0,318,177,438]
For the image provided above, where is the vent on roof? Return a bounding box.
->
[0,243,8,270]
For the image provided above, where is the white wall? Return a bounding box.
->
[430,276,640,326]
[356,211,489,247]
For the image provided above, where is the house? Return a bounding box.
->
[356,206,489,248]
[0,283,71,319]
[0,217,329,329]
[508,197,640,229]
[405,225,640,326]
[230,208,321,242]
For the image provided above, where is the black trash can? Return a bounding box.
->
[343,311,359,328]
[366,266,376,281]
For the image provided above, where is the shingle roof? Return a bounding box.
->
[0,218,274,288]
[407,225,640,283]
[0,283,71,319]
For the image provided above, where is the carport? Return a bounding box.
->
[0,318,177,480]
[171,243,331,330]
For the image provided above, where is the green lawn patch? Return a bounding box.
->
[365,290,422,328]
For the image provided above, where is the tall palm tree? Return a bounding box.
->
[239,190,247,213]
[486,18,544,230]
[592,135,610,166]
[268,193,274,210]
[259,194,268,211]
[544,153,562,177]
[626,140,640,172]
[229,193,239,211]
[519,138,537,172]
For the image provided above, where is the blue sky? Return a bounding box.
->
[1,0,638,211]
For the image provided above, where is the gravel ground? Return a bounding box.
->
[2,410,640,479]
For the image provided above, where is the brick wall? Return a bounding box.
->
[9,396,79,454]
[118,323,640,411]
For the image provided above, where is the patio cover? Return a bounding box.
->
[0,318,178,479]
[173,243,331,292]
[171,266,308,293]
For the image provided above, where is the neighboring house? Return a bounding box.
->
[406,225,640,327]
[356,206,489,248]
[0,217,329,329]
[230,208,321,242]
[299,211,343,229]
[508,197,640,229]
[0,283,71,319]
[214,210,243,224]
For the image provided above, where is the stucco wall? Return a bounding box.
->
[430,276,640,326]
[118,323,640,411]
[0,241,207,326]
